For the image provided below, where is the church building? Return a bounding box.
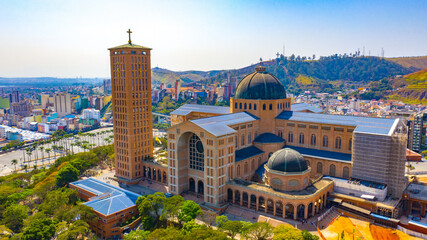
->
[166,66,408,220]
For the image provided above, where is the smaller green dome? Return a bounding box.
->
[266,148,308,173]
[234,66,287,100]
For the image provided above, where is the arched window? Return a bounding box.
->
[251,159,255,170]
[248,133,252,143]
[244,103,247,109]
[317,162,323,174]
[239,103,242,109]
[299,133,304,144]
[323,135,328,147]
[235,136,238,147]
[269,104,272,110]
[244,162,248,174]
[310,134,316,145]
[277,104,279,110]
[335,137,342,149]
[235,102,237,108]
[263,104,266,110]
[189,134,204,171]
[237,165,241,177]
[348,138,352,151]
[329,164,336,177]
[288,132,293,143]
[241,134,245,146]
[343,167,350,178]
[254,104,257,110]
[249,103,252,110]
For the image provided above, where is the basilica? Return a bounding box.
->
[166,66,408,220]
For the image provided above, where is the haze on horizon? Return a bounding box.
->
[0,0,426,78]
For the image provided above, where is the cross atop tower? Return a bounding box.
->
[127,29,132,44]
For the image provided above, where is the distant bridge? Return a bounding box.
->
[152,112,171,123]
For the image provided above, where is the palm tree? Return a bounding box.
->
[27,150,32,163]
[45,148,51,163]
[11,159,18,171]
[23,164,28,173]
[40,146,44,160]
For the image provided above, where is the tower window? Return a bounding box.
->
[240,103,242,109]
[235,103,237,109]
[269,104,272,110]
[189,134,204,171]
[254,104,257,110]
[249,103,252,110]
[263,104,266,110]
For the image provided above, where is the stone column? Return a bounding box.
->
[293,206,298,220]
[323,195,327,207]
[304,205,308,219]
[232,191,235,203]
[312,203,316,216]
[256,196,259,211]
[248,196,251,208]
[265,200,268,213]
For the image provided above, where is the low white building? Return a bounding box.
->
[325,176,388,202]
[82,108,100,121]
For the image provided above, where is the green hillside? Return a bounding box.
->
[389,68,427,104]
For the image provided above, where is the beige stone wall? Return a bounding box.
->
[110,47,153,183]
[231,98,291,134]
[304,156,352,179]
[265,167,311,191]
[226,180,333,220]
[277,119,354,155]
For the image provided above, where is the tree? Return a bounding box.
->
[11,159,18,171]
[147,226,184,240]
[242,222,273,240]
[124,230,151,240]
[57,220,92,240]
[220,220,244,239]
[2,204,30,232]
[45,148,51,163]
[137,193,167,229]
[56,164,79,187]
[273,225,304,240]
[178,200,201,223]
[23,164,28,173]
[161,195,184,224]
[21,217,57,240]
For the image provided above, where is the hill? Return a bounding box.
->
[151,67,222,87]
[388,56,427,71]
[389,68,427,104]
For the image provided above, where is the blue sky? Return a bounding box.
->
[0,0,426,77]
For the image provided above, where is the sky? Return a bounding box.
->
[0,0,426,78]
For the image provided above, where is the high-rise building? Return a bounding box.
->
[54,93,72,117]
[9,90,19,104]
[408,111,426,152]
[109,29,153,184]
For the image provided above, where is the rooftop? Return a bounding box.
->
[235,146,264,162]
[254,133,285,143]
[285,145,351,162]
[291,103,323,113]
[170,104,230,116]
[276,111,398,136]
[190,112,258,137]
[69,178,141,216]
[108,43,152,50]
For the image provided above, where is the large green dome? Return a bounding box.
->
[234,66,287,100]
[266,148,308,173]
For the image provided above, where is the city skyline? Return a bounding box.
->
[1,0,427,78]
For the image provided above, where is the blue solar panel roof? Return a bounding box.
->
[285,145,352,162]
[170,104,230,116]
[276,111,398,136]
[291,103,323,113]
[70,178,141,216]
[235,146,264,162]
[191,112,259,137]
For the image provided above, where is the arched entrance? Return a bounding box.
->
[297,204,305,219]
[235,190,240,204]
[258,197,265,212]
[267,199,274,214]
[198,180,204,194]
[227,189,233,202]
[308,203,313,218]
[143,166,147,178]
[276,201,283,217]
[285,204,294,219]
[147,167,151,179]
[189,178,195,192]
[242,192,249,206]
[250,195,257,209]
